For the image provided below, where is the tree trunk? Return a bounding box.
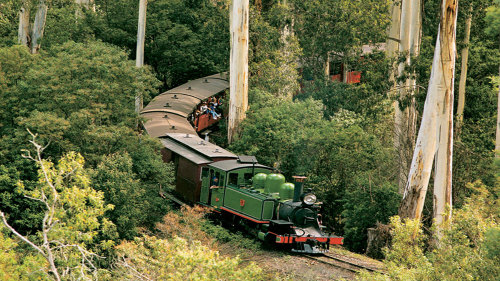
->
[18,4,30,47]
[342,62,348,83]
[456,6,472,137]
[135,0,147,114]
[395,0,420,194]
[496,62,500,158]
[30,1,47,54]
[228,0,249,144]
[399,0,458,221]
[496,37,500,158]
[324,53,330,79]
[386,0,401,58]
[394,0,410,192]
[388,0,402,190]
[433,0,458,231]
[365,223,392,259]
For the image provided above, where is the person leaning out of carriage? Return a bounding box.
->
[210,176,220,189]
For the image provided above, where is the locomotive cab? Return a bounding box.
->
[199,156,276,222]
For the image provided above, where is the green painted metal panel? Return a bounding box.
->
[210,187,224,208]
[224,187,264,219]
[262,201,275,220]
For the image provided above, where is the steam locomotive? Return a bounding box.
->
[140,74,343,253]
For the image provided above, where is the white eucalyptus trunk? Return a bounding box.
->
[388,0,401,172]
[228,0,249,144]
[18,5,30,47]
[394,0,410,185]
[386,0,401,58]
[31,1,47,54]
[433,0,458,228]
[135,0,147,114]
[400,0,458,220]
[457,7,472,134]
[395,0,420,193]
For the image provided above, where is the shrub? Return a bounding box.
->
[114,235,267,280]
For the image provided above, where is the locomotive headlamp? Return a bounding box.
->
[302,193,317,205]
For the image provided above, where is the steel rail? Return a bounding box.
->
[303,253,386,275]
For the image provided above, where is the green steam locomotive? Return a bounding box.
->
[198,156,343,253]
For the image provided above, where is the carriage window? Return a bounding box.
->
[201,167,208,180]
[228,173,238,186]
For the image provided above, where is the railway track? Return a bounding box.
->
[303,253,386,275]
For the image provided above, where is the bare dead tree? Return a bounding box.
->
[0,130,101,280]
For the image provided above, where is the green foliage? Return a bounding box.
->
[92,153,143,240]
[5,149,117,279]
[0,45,35,132]
[92,149,173,240]
[359,180,500,281]
[42,0,95,49]
[31,152,115,245]
[452,36,499,203]
[292,0,391,77]
[0,225,47,281]
[0,164,44,232]
[301,121,396,250]
[0,0,96,49]
[384,217,430,274]
[230,97,325,173]
[249,4,301,98]
[114,235,267,281]
[297,52,392,121]
[342,183,400,252]
[92,0,230,90]
[201,221,262,252]
[483,227,500,261]
[156,206,261,252]
[0,0,22,47]
[0,41,171,239]
[485,0,500,37]
[21,41,157,122]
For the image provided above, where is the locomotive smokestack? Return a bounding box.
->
[292,176,307,202]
